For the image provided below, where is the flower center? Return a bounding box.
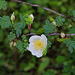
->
[33,40,44,50]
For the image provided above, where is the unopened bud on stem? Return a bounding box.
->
[30,14,34,21]
[11,12,15,21]
[61,33,65,38]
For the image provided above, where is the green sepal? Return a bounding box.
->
[43,41,52,55]
[42,46,47,55]
[25,16,33,25]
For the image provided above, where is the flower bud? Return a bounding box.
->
[30,14,34,21]
[53,21,56,25]
[13,42,17,46]
[11,12,15,21]
[61,33,65,38]
[10,41,13,47]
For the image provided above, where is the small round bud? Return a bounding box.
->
[11,12,15,21]
[30,14,34,21]
[10,41,13,47]
[53,21,56,25]
[13,42,17,46]
[61,33,65,38]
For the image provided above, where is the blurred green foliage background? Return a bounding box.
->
[0,0,75,75]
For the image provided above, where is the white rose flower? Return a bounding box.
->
[27,34,47,58]
[30,14,34,21]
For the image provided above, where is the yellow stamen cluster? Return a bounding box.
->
[33,40,44,50]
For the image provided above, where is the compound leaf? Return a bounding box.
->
[73,10,75,17]
[14,22,26,37]
[8,32,16,41]
[19,13,26,29]
[55,16,65,27]
[0,16,12,29]
[47,41,52,49]
[69,26,75,34]
[16,40,28,53]
[0,0,7,10]
[43,20,55,35]
[65,38,75,53]
[16,40,24,52]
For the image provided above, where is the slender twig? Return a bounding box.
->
[26,33,37,36]
[25,32,75,36]
[48,33,75,36]
[11,0,66,17]
[14,32,75,41]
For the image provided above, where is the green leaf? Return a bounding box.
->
[16,40,28,53]
[73,10,75,17]
[0,30,4,42]
[14,14,26,37]
[57,38,65,42]
[21,35,26,41]
[43,41,52,55]
[24,63,34,71]
[19,13,26,29]
[43,47,47,55]
[69,26,75,34]
[68,10,73,16]
[62,63,72,73]
[23,14,33,25]
[47,41,52,49]
[20,62,35,71]
[43,70,55,75]
[14,22,26,37]
[16,40,24,52]
[8,32,16,41]
[23,42,28,50]
[19,13,25,21]
[55,16,65,27]
[56,56,66,64]
[0,16,12,29]
[73,18,75,21]
[38,57,50,72]
[65,38,75,53]
[36,28,44,34]
[0,0,7,10]
[43,20,56,35]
